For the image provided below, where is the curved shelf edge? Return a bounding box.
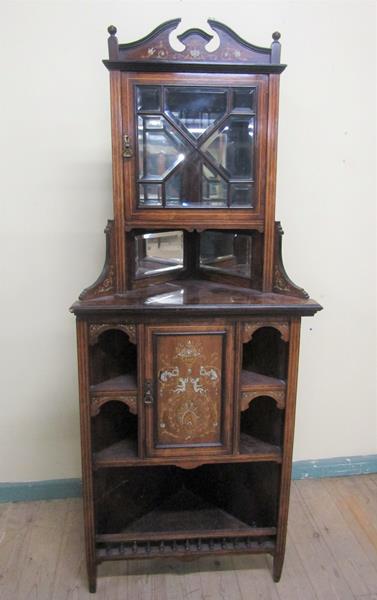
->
[90,394,137,417]
[88,323,137,345]
[90,374,138,415]
[242,320,290,343]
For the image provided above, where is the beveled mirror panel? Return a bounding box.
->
[137,116,188,180]
[134,231,184,278]
[165,87,227,139]
[200,231,252,278]
[202,115,254,179]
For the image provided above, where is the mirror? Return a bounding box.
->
[135,231,184,278]
[200,231,252,278]
[165,87,227,139]
[202,115,254,179]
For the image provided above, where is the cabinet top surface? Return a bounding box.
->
[71,279,322,317]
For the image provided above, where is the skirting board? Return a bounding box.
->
[0,455,376,503]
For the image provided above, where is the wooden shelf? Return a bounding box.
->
[240,370,285,391]
[238,432,280,457]
[95,438,138,463]
[90,374,137,395]
[94,432,281,468]
[96,488,277,544]
[240,370,286,410]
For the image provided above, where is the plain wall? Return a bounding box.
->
[0,0,375,481]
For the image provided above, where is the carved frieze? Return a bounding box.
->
[89,323,137,345]
[240,390,285,411]
[242,321,289,343]
[91,394,137,417]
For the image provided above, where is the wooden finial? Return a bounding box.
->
[271,31,281,63]
[107,25,119,60]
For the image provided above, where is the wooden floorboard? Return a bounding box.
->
[0,475,376,600]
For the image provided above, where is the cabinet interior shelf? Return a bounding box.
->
[240,370,285,391]
[90,370,284,399]
[96,488,277,545]
[94,432,281,467]
[90,374,137,395]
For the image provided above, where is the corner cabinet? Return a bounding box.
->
[71,19,322,593]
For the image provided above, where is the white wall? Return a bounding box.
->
[0,0,375,481]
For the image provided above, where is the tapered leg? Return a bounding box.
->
[88,563,97,593]
[273,552,284,582]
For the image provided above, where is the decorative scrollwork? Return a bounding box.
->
[157,338,221,443]
[240,390,285,411]
[242,321,289,343]
[96,264,115,295]
[175,340,202,362]
[89,323,137,345]
[159,367,179,382]
[91,395,137,417]
[274,265,292,293]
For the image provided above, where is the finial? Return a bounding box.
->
[108,25,117,36]
[272,31,281,41]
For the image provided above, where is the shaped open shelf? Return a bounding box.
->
[94,462,279,561]
[94,430,281,468]
[90,374,137,394]
[240,370,285,391]
[89,329,138,424]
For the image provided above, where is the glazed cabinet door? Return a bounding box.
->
[121,72,268,229]
[143,323,234,457]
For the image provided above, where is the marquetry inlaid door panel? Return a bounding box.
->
[144,323,234,457]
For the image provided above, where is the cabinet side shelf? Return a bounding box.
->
[90,374,137,394]
[240,369,285,390]
[96,527,277,543]
[94,432,281,467]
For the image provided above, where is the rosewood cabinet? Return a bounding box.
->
[71,19,322,592]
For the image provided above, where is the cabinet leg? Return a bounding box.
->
[88,563,97,593]
[273,553,284,582]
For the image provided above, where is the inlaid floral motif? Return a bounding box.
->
[174,340,202,362]
[156,335,222,444]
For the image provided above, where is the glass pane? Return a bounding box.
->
[139,183,162,207]
[165,157,228,208]
[137,86,161,111]
[135,231,184,278]
[165,87,227,139]
[165,154,201,208]
[230,183,253,207]
[202,164,227,207]
[202,115,254,178]
[165,170,183,207]
[200,231,252,278]
[138,115,188,180]
[232,88,255,112]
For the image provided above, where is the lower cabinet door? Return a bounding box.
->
[144,323,234,457]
